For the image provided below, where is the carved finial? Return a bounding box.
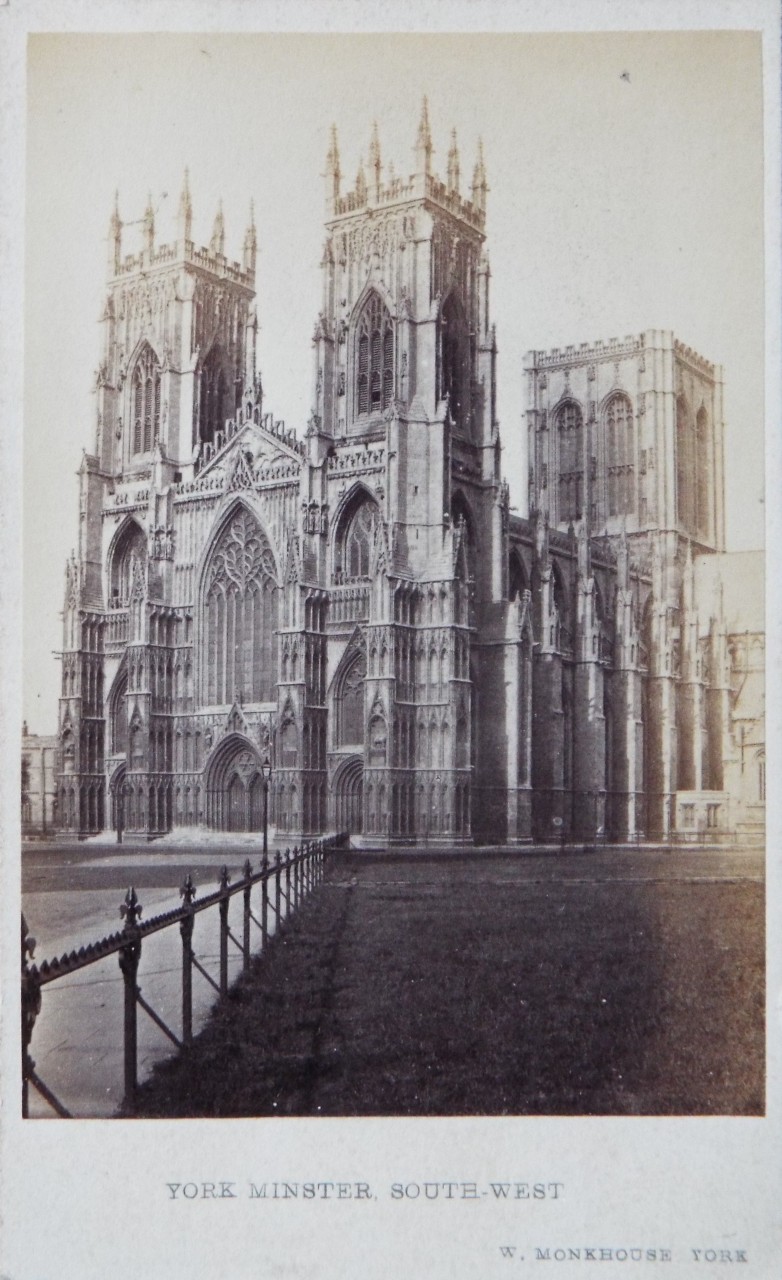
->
[177,168,192,241]
[447,128,460,193]
[415,96,433,175]
[210,200,225,256]
[355,156,367,204]
[143,192,155,253]
[243,857,253,881]
[243,198,257,272]
[179,873,197,906]
[108,190,122,273]
[109,189,121,236]
[21,914,36,968]
[219,865,231,893]
[326,123,340,178]
[325,123,341,211]
[471,138,487,212]
[369,120,381,195]
[120,886,143,928]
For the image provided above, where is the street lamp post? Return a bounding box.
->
[261,755,272,857]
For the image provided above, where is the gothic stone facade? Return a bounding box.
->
[57,105,736,844]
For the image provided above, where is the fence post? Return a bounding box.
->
[179,874,196,1047]
[21,914,42,1120]
[274,851,282,934]
[242,857,252,972]
[261,853,269,948]
[219,865,230,998]
[285,848,293,923]
[294,846,301,911]
[119,887,143,1114]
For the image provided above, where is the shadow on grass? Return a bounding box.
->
[134,854,764,1118]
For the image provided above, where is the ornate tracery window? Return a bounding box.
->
[202,508,278,705]
[604,393,635,516]
[337,650,366,747]
[355,293,394,418]
[336,494,379,581]
[556,401,584,521]
[110,521,147,607]
[130,344,161,455]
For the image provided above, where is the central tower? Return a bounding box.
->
[310,100,499,587]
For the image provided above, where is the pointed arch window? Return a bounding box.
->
[202,507,278,705]
[556,401,584,521]
[354,293,394,419]
[508,550,528,602]
[695,407,711,538]
[677,396,696,533]
[604,393,635,516]
[337,651,366,747]
[110,521,147,607]
[440,293,469,432]
[130,344,162,456]
[198,344,229,445]
[336,493,379,582]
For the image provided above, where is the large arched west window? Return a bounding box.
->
[354,292,394,419]
[130,343,162,456]
[556,400,584,522]
[201,507,278,705]
[110,521,147,607]
[198,344,229,445]
[335,492,379,582]
[604,393,635,516]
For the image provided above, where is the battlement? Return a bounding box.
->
[330,169,485,234]
[324,99,488,235]
[111,238,254,289]
[529,336,644,368]
[106,173,256,289]
[526,332,717,377]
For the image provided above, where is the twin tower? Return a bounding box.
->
[59,100,730,844]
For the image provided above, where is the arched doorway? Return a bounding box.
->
[334,756,363,836]
[110,764,127,836]
[204,734,264,832]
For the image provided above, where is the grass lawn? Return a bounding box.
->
[134,851,764,1117]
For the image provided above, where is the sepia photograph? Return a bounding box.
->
[2,3,780,1278]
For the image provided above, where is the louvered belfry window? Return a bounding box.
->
[557,401,584,521]
[355,293,393,418]
[605,393,635,517]
[131,344,162,455]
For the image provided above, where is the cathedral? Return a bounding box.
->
[56,101,750,845]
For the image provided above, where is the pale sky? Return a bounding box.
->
[23,30,764,732]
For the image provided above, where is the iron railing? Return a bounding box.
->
[21,836,347,1119]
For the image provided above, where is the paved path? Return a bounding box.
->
[22,839,294,1117]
